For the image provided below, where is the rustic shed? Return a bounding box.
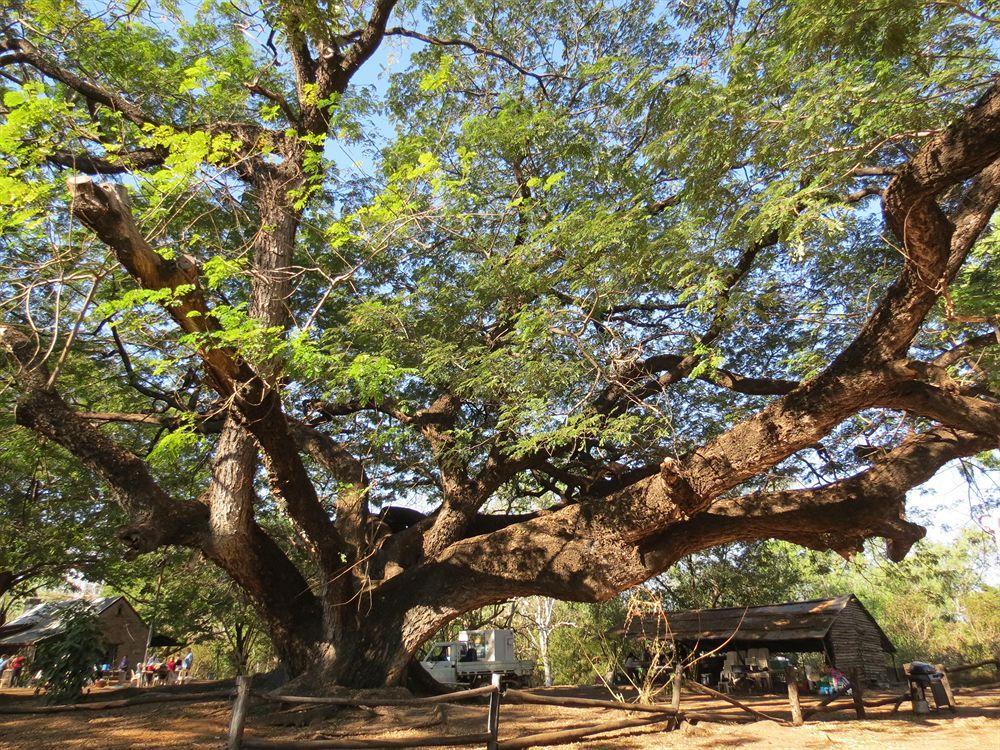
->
[622,594,895,683]
[0,596,150,668]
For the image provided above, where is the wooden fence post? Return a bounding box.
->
[486,673,501,750]
[670,661,682,712]
[934,664,957,711]
[849,667,865,719]
[228,675,251,750]
[785,667,803,726]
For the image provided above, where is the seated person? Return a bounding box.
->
[460,645,478,662]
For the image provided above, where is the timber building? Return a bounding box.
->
[0,596,150,668]
[622,594,896,684]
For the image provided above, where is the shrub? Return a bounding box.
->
[30,602,106,704]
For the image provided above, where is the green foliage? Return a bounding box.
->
[0,415,129,619]
[109,550,275,677]
[655,540,827,610]
[0,0,997,679]
[546,599,628,686]
[30,602,106,704]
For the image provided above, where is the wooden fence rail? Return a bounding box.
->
[257,684,499,707]
[228,675,502,750]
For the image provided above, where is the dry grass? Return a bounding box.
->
[0,682,997,749]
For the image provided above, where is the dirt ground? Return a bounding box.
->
[0,681,997,749]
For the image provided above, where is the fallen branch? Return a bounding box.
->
[240,733,492,749]
[801,685,851,718]
[256,684,495,707]
[802,693,910,716]
[503,688,756,724]
[954,679,1000,694]
[0,689,233,714]
[496,713,677,750]
[683,679,790,724]
[864,694,911,709]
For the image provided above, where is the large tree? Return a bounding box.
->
[0,0,998,688]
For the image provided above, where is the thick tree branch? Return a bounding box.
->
[47,147,167,175]
[339,0,398,81]
[880,377,1000,436]
[3,38,158,126]
[642,426,998,567]
[67,176,241,391]
[288,420,371,552]
[379,424,996,659]
[844,83,1000,363]
[883,82,1000,280]
[0,325,209,552]
[932,330,998,368]
[65,176,349,571]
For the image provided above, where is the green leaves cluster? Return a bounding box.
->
[30,603,106,704]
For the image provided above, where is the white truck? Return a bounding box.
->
[420,628,535,688]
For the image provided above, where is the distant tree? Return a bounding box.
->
[113,550,275,675]
[1,0,998,689]
[813,530,1000,663]
[653,541,828,610]
[547,599,628,686]
[515,596,577,687]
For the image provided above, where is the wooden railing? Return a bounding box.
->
[226,675,501,750]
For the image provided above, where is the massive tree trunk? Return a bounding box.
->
[2,3,999,691]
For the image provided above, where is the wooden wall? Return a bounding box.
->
[97,600,149,668]
[827,600,891,684]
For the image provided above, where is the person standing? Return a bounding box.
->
[9,654,25,687]
[180,649,194,683]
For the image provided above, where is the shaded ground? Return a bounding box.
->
[0,682,997,749]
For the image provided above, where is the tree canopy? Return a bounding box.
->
[0,0,997,687]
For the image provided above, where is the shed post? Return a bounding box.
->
[227,675,251,750]
[849,667,865,719]
[785,667,803,726]
[670,660,682,711]
[486,672,501,750]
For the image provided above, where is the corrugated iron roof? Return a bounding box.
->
[620,594,894,652]
[0,596,128,647]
